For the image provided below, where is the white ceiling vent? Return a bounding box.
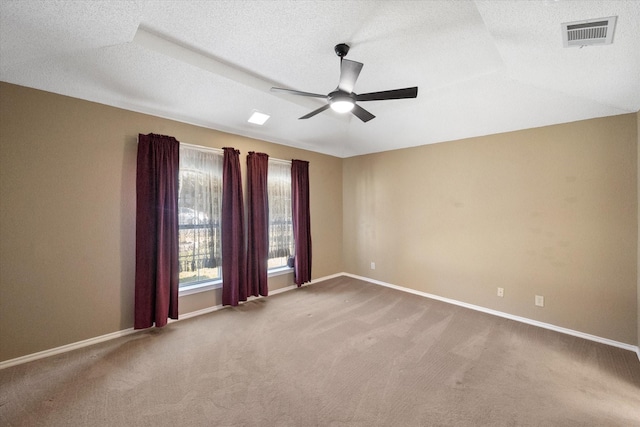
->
[562,16,617,48]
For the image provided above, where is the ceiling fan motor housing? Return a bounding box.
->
[329,90,355,102]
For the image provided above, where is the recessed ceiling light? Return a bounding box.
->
[248,111,270,125]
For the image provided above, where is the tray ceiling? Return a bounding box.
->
[1,1,638,157]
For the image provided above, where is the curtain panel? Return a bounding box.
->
[246,152,269,297]
[221,147,247,306]
[134,133,180,329]
[291,159,312,286]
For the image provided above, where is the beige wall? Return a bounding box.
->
[343,115,638,345]
[0,82,343,362]
[1,80,637,362]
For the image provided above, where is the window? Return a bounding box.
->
[178,145,223,287]
[267,159,294,270]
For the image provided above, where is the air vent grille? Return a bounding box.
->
[562,16,617,47]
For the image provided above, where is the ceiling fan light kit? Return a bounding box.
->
[271,43,418,122]
[329,92,355,113]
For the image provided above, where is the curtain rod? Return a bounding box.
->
[139,138,293,164]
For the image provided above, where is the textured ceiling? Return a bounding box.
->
[1,1,639,157]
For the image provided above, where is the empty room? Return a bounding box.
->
[1,1,639,425]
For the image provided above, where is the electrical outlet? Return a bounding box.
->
[370,262,376,270]
[497,287,504,297]
[535,295,544,307]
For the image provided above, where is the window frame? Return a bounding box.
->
[267,157,294,273]
[177,148,295,297]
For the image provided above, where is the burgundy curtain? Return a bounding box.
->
[221,147,247,306]
[291,159,312,286]
[246,152,269,297]
[134,133,180,329]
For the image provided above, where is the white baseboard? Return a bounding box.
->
[343,273,640,358]
[171,283,300,322]
[0,272,341,370]
[0,328,140,370]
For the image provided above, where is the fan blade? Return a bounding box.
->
[356,87,418,102]
[299,104,331,120]
[351,104,375,122]
[271,87,327,98]
[338,59,363,93]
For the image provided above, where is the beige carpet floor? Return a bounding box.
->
[1,276,639,426]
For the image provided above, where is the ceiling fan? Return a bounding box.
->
[270,43,418,122]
